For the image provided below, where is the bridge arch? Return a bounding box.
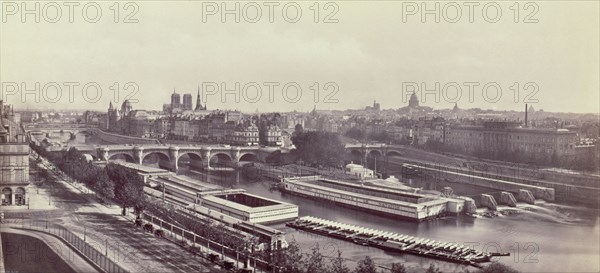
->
[349,149,364,157]
[385,150,402,157]
[348,149,364,163]
[142,151,170,162]
[368,150,383,158]
[210,152,233,167]
[177,152,204,171]
[239,152,259,162]
[142,151,172,170]
[108,152,135,163]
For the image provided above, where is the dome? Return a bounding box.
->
[121,100,132,110]
[120,100,133,116]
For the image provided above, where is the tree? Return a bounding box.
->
[270,240,304,273]
[91,169,115,202]
[294,124,304,135]
[106,163,146,216]
[425,264,441,273]
[345,127,365,140]
[479,262,520,273]
[305,244,326,273]
[292,131,345,167]
[390,263,408,273]
[369,131,392,143]
[354,256,377,273]
[328,250,350,273]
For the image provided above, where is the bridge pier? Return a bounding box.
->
[517,189,536,204]
[133,146,144,165]
[499,192,517,207]
[97,147,109,161]
[480,194,498,211]
[232,147,241,168]
[168,146,179,172]
[202,148,211,170]
[464,198,477,214]
[531,187,555,202]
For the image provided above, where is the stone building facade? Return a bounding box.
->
[0,100,30,206]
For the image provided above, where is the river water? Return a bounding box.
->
[33,131,105,146]
[55,134,600,272]
[183,168,599,273]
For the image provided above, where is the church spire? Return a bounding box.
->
[195,85,205,111]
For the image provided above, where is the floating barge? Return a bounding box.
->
[286,216,507,267]
[279,176,476,221]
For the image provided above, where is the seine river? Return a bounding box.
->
[55,133,600,272]
[184,168,600,273]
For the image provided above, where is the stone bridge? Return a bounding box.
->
[29,129,92,139]
[345,143,406,160]
[25,123,96,139]
[53,144,280,172]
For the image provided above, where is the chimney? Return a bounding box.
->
[525,104,528,127]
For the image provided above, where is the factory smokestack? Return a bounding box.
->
[525,104,528,127]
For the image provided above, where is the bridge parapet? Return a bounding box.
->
[56,143,275,171]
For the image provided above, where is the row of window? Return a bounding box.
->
[290,185,417,214]
[250,211,298,220]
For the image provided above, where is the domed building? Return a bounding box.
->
[121,100,133,116]
[107,99,135,133]
[0,100,30,206]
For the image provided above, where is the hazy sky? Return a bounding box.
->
[1,1,598,113]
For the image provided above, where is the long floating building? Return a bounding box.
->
[279,176,475,221]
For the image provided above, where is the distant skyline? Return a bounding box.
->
[1,1,598,114]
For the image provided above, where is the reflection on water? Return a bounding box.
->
[34,132,107,146]
[180,168,599,273]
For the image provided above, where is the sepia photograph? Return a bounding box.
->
[0,1,599,272]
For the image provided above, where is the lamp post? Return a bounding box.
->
[382,144,389,179]
[220,215,225,260]
[207,210,212,250]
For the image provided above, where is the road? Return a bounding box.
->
[3,154,225,273]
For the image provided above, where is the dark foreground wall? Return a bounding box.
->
[1,232,77,273]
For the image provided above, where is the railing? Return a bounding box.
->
[141,213,270,270]
[17,221,128,273]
